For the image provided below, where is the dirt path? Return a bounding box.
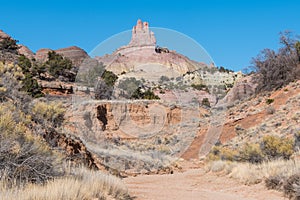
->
[124,167,284,200]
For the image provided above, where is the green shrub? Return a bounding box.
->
[131,88,160,100]
[22,73,44,98]
[101,70,118,87]
[18,55,32,73]
[16,56,44,98]
[191,83,209,92]
[266,98,274,104]
[0,37,19,54]
[45,51,72,78]
[218,66,233,73]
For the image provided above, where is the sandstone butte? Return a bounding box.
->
[35,46,89,67]
[96,19,208,76]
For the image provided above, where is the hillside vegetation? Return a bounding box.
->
[0,35,131,199]
[207,32,300,199]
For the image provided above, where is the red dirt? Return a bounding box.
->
[220,112,266,143]
[220,82,300,143]
[181,127,207,160]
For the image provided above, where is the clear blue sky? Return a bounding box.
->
[1,0,299,71]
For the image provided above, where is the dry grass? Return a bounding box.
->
[207,159,300,185]
[0,167,131,200]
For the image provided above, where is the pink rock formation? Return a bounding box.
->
[129,19,156,47]
[221,75,257,104]
[0,30,10,39]
[56,46,89,67]
[35,48,52,61]
[35,46,88,66]
[18,44,35,59]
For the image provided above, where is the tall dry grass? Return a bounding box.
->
[0,167,131,200]
[207,159,300,185]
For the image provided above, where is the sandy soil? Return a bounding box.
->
[124,165,284,200]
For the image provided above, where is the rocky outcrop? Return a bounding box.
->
[35,48,52,61]
[95,19,206,75]
[41,125,108,171]
[129,19,156,47]
[0,30,20,62]
[65,99,201,174]
[36,46,89,66]
[0,30,10,39]
[56,46,89,66]
[221,75,257,104]
[38,80,74,96]
[18,44,35,59]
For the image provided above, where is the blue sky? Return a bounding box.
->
[1,0,299,71]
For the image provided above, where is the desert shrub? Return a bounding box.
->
[101,70,118,87]
[77,60,117,99]
[265,175,283,190]
[94,70,118,100]
[94,79,113,100]
[0,57,43,98]
[218,66,233,73]
[191,83,209,92]
[239,143,264,163]
[266,98,275,104]
[209,136,295,163]
[76,59,105,87]
[283,174,300,200]
[209,160,227,172]
[0,62,29,105]
[0,102,63,186]
[261,135,294,160]
[31,101,65,127]
[117,77,142,99]
[294,131,300,151]
[208,146,238,161]
[131,88,160,100]
[0,135,63,186]
[266,106,276,114]
[159,75,170,83]
[296,41,300,59]
[220,147,239,161]
[18,55,32,73]
[0,37,19,54]
[201,98,211,107]
[21,73,43,98]
[207,146,222,161]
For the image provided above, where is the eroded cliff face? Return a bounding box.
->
[66,100,186,139]
[64,100,204,174]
